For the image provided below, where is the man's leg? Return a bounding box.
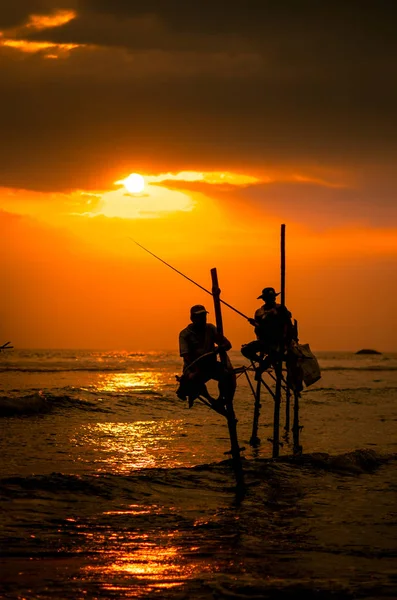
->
[177,368,212,406]
[195,372,228,414]
[209,362,236,404]
[241,340,265,363]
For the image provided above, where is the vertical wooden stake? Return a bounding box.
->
[211,268,245,493]
[272,361,282,458]
[272,224,286,458]
[291,316,302,455]
[285,385,291,433]
[280,223,286,308]
[250,377,261,447]
[293,391,301,455]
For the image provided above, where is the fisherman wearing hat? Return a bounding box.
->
[176,304,233,409]
[241,287,293,371]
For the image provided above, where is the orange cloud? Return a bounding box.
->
[0,9,80,57]
[292,174,348,189]
[145,171,260,186]
[26,11,77,31]
[85,186,195,219]
[0,39,80,55]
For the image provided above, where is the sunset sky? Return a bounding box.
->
[1,1,396,351]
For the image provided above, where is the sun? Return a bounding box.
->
[122,173,145,193]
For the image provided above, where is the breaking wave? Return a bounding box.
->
[1,364,396,374]
[307,386,397,393]
[0,367,129,373]
[0,392,111,417]
[1,449,394,501]
[321,365,397,371]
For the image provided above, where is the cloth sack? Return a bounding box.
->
[289,342,321,387]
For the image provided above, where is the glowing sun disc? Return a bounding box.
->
[124,173,145,193]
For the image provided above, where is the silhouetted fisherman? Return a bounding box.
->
[176,304,234,411]
[241,287,294,375]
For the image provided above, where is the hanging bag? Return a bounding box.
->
[289,341,321,387]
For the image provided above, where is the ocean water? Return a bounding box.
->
[1,349,396,599]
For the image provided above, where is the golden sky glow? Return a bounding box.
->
[145,171,260,185]
[80,170,262,219]
[0,4,396,351]
[91,184,194,219]
[1,167,397,351]
[118,173,146,194]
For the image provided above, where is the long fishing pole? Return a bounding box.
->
[131,239,250,321]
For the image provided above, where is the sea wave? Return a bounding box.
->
[307,386,397,393]
[279,448,395,474]
[0,367,130,373]
[321,365,397,371]
[1,449,394,500]
[1,448,396,600]
[0,392,111,417]
[1,364,397,374]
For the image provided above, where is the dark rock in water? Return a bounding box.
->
[355,348,382,355]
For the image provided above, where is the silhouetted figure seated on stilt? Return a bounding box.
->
[176,305,235,414]
[241,287,294,379]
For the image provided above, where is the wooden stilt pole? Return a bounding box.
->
[292,391,301,455]
[244,369,257,399]
[280,224,286,308]
[259,370,277,398]
[211,268,245,494]
[272,224,286,458]
[250,377,261,447]
[272,361,282,458]
[285,386,291,433]
[291,316,302,454]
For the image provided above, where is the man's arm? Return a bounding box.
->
[180,352,192,365]
[179,330,192,364]
[220,335,232,352]
[213,328,232,352]
[251,307,265,336]
[278,305,294,345]
[279,304,292,319]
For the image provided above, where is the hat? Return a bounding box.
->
[257,287,280,300]
[190,304,208,316]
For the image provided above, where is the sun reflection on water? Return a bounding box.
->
[74,420,185,472]
[96,371,161,393]
[103,504,159,516]
[84,537,200,595]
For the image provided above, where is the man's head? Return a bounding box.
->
[190,304,208,327]
[257,287,280,303]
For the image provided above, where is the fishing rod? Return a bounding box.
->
[130,238,250,321]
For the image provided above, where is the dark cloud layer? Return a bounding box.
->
[0,2,47,28]
[0,1,396,192]
[27,1,397,56]
[79,1,396,39]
